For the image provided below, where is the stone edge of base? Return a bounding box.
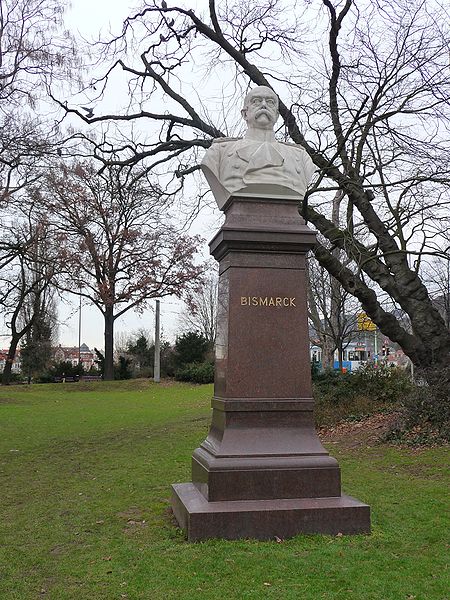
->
[171,482,371,541]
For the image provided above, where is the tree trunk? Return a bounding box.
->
[321,339,334,370]
[312,241,450,370]
[330,190,343,372]
[104,306,115,381]
[337,343,344,371]
[2,336,20,385]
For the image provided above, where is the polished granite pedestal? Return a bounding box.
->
[171,194,370,540]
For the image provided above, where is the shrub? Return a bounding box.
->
[134,366,154,379]
[313,363,413,427]
[351,363,413,403]
[39,361,85,382]
[386,365,450,445]
[35,372,55,384]
[175,361,214,384]
[0,371,23,384]
[115,356,132,380]
[173,332,209,369]
[310,361,321,378]
[314,363,412,404]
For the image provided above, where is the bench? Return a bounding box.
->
[53,376,79,383]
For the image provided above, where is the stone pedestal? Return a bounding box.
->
[171,195,370,540]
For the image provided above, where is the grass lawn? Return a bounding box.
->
[0,380,448,600]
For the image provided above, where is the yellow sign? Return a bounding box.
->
[357,312,377,331]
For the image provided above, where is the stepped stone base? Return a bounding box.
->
[170,195,371,541]
[172,483,370,541]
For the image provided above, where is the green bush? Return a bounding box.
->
[38,361,85,382]
[351,362,413,402]
[313,369,365,407]
[313,363,413,427]
[134,366,154,379]
[0,371,23,384]
[314,363,412,404]
[114,356,132,380]
[310,361,321,378]
[35,372,55,384]
[386,365,450,444]
[173,331,209,369]
[175,361,215,384]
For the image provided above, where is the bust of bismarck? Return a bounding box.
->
[201,86,315,209]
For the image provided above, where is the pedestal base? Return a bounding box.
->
[172,483,370,541]
[170,195,371,540]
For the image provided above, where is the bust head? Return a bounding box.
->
[201,85,315,209]
[241,86,279,131]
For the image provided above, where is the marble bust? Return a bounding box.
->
[201,86,315,209]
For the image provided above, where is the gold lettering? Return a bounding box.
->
[240,295,297,307]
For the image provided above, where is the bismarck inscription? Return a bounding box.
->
[240,296,296,307]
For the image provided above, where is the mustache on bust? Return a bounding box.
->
[255,108,274,117]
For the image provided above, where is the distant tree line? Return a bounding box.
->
[3,328,214,385]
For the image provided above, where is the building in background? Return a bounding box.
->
[0,350,22,373]
[53,343,95,371]
[310,331,411,373]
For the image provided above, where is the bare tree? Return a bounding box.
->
[423,258,450,330]
[180,270,218,347]
[0,114,56,202]
[0,0,75,107]
[53,1,450,392]
[37,161,204,380]
[0,217,56,384]
[307,254,358,370]
[19,288,58,384]
[0,0,76,202]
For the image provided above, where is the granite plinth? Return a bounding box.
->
[170,194,371,540]
[172,483,370,541]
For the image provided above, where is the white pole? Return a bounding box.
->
[78,294,82,366]
[154,300,161,383]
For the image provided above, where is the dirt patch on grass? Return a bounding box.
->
[117,506,144,520]
[319,410,450,454]
[117,506,147,534]
[60,379,156,393]
[0,396,25,405]
[53,378,201,393]
[318,412,399,449]
[391,463,448,480]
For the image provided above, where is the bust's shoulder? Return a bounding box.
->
[211,136,242,145]
[278,141,313,163]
